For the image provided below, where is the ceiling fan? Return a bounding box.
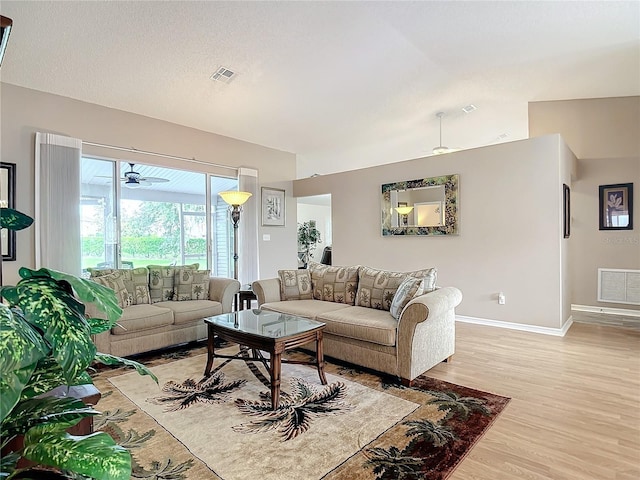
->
[120,163,169,188]
[432,112,459,155]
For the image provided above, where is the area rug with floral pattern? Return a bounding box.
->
[92,344,509,480]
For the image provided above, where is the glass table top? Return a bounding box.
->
[205,309,324,339]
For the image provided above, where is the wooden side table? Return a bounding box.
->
[236,284,257,311]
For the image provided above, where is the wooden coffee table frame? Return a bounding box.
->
[204,317,327,410]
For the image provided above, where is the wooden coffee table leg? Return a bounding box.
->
[316,330,327,385]
[270,350,282,410]
[204,324,215,376]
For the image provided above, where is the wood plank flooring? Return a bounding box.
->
[426,320,640,480]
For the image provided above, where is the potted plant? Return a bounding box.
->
[297,220,321,268]
[0,207,157,480]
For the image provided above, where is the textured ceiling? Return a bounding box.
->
[1,1,639,178]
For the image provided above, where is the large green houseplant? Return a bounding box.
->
[0,207,157,480]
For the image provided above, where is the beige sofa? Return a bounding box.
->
[86,266,239,357]
[252,263,462,385]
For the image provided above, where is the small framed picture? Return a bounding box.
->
[599,183,633,231]
[261,187,285,226]
[563,184,570,238]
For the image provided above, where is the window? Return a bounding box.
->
[81,157,237,275]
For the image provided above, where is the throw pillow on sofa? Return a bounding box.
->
[91,270,131,308]
[148,263,199,304]
[390,276,423,320]
[174,269,211,301]
[278,269,313,300]
[308,261,360,305]
[89,267,151,305]
[356,266,437,311]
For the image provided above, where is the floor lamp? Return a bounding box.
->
[219,191,252,281]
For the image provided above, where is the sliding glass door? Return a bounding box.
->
[81,157,237,277]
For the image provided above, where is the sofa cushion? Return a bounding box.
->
[155,300,222,325]
[148,263,199,303]
[389,276,423,320]
[308,262,360,305]
[355,266,437,311]
[317,306,397,347]
[91,271,131,309]
[174,269,211,301]
[112,304,174,335]
[261,299,350,320]
[90,267,151,305]
[278,269,313,300]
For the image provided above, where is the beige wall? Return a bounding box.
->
[529,96,640,311]
[0,83,298,285]
[294,135,572,329]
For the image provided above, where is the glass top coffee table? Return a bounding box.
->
[204,309,327,410]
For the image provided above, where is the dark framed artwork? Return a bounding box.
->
[261,187,285,226]
[599,183,633,231]
[1,162,16,260]
[563,184,570,238]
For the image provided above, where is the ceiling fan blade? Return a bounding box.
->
[139,176,169,183]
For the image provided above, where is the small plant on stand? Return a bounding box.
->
[297,220,321,268]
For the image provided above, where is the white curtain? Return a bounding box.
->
[238,167,259,286]
[35,132,82,275]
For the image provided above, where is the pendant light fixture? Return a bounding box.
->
[432,112,458,155]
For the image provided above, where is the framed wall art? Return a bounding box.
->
[563,184,570,238]
[1,162,16,260]
[599,183,633,231]
[261,187,285,226]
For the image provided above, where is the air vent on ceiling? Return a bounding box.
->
[210,66,236,84]
[462,104,477,114]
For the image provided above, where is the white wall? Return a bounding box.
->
[294,135,572,330]
[0,83,298,285]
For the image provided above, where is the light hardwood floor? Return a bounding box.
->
[426,320,640,480]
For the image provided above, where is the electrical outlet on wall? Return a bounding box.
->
[498,292,506,305]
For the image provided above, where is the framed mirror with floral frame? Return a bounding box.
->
[381,174,459,236]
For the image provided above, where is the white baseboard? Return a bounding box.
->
[571,304,640,318]
[456,315,573,337]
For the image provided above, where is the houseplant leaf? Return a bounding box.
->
[2,396,98,440]
[0,305,48,423]
[22,426,131,480]
[46,269,123,325]
[19,358,93,401]
[94,353,158,383]
[0,365,35,427]
[0,207,34,231]
[6,275,96,385]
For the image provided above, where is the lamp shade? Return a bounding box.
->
[395,206,414,215]
[219,191,252,206]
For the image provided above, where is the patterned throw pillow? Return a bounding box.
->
[308,261,360,305]
[174,269,211,301]
[278,269,313,300]
[91,270,130,308]
[147,263,199,304]
[90,267,151,305]
[355,266,437,311]
[390,276,423,320]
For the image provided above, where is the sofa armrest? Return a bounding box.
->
[208,277,241,313]
[252,278,282,305]
[396,286,463,381]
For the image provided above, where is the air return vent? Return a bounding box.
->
[597,268,640,305]
[210,67,236,84]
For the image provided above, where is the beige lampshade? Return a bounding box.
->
[395,206,414,215]
[219,191,252,206]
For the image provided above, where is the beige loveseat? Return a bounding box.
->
[86,265,239,357]
[252,263,462,385]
